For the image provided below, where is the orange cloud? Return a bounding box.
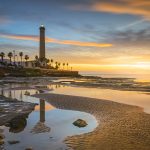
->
[1,34,112,48]
[1,34,39,41]
[70,0,150,20]
[91,3,150,19]
[46,38,112,47]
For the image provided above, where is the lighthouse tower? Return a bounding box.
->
[39,25,45,59]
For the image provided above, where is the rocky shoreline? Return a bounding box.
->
[66,76,150,93]
[1,76,150,94]
[0,95,37,148]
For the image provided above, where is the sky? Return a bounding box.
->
[0,0,150,74]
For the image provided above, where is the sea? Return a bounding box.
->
[79,71,150,82]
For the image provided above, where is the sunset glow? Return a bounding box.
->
[1,33,112,47]
[0,0,150,74]
[1,1,150,149]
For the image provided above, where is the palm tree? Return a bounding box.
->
[63,63,65,70]
[58,62,61,70]
[19,52,23,66]
[50,59,53,67]
[66,63,69,70]
[35,55,39,67]
[24,55,29,67]
[55,61,58,69]
[35,55,38,61]
[8,52,13,64]
[0,52,5,62]
[46,58,49,64]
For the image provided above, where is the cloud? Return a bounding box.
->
[1,34,39,41]
[112,27,150,45]
[117,19,146,30]
[89,26,150,49]
[0,33,112,48]
[69,0,150,19]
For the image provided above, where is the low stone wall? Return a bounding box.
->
[40,69,79,77]
[0,68,79,77]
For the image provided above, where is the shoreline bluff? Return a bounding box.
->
[33,93,150,150]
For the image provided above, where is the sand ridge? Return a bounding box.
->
[33,93,150,150]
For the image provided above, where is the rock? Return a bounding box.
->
[39,90,44,93]
[0,108,4,112]
[0,129,3,132]
[8,140,20,144]
[7,116,27,133]
[0,140,4,145]
[0,134,5,140]
[25,147,33,150]
[73,119,88,128]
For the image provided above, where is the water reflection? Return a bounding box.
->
[51,85,150,114]
[31,99,51,134]
[1,87,97,150]
[6,115,28,133]
[0,87,4,96]
[8,90,12,99]
[40,99,45,122]
[0,128,5,149]
[19,90,23,101]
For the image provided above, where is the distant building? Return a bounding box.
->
[22,61,36,68]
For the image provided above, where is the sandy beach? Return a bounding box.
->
[33,93,150,150]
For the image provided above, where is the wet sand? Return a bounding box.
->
[33,93,150,150]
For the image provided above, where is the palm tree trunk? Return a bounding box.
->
[21,57,22,66]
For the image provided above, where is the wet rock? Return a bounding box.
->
[73,119,88,128]
[25,147,33,150]
[0,134,5,140]
[0,95,36,127]
[8,140,20,144]
[7,116,27,133]
[39,90,44,93]
[0,108,4,112]
[0,140,4,145]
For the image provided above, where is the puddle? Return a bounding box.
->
[0,88,97,150]
[50,85,150,114]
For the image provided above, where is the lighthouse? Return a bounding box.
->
[39,25,45,59]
